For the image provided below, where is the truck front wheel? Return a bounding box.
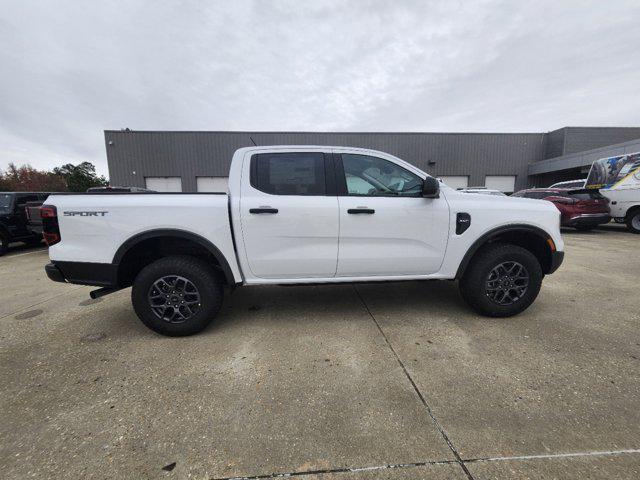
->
[132,255,223,336]
[626,209,640,234]
[459,243,543,317]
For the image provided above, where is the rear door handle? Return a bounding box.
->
[249,207,278,214]
[348,208,375,214]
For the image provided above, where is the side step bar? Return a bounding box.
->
[90,287,121,300]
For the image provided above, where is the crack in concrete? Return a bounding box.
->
[211,459,458,480]
[353,285,475,480]
[464,448,640,463]
[210,449,640,480]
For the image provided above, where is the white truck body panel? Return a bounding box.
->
[436,189,563,278]
[46,146,563,287]
[227,146,562,284]
[604,187,640,218]
[47,194,242,282]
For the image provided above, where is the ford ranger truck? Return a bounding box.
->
[42,147,564,336]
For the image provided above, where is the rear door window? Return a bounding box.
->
[251,152,326,195]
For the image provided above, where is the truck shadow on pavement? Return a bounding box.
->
[99,279,526,342]
[208,280,478,333]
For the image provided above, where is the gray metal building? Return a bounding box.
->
[105,127,640,193]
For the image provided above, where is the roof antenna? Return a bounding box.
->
[249,136,257,146]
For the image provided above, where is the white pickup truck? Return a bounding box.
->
[42,146,564,336]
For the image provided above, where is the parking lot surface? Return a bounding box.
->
[1,226,639,479]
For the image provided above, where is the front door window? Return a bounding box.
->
[341,154,423,196]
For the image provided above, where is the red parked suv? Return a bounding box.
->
[513,188,610,230]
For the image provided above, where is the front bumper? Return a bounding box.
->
[564,213,611,227]
[548,250,564,274]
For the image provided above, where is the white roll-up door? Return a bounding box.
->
[145,177,182,192]
[439,176,469,190]
[196,176,228,193]
[485,175,516,193]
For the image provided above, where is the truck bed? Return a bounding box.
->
[45,193,242,282]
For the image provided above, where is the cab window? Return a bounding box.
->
[251,152,326,196]
[340,154,423,197]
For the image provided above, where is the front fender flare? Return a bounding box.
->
[455,224,557,279]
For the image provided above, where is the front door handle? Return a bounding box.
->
[348,208,375,214]
[250,207,278,214]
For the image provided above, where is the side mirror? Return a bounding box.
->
[422,176,440,198]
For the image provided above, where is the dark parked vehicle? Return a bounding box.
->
[25,200,46,235]
[513,188,610,230]
[0,192,52,255]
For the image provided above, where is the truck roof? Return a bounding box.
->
[233,145,395,155]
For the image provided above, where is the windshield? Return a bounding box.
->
[586,152,640,189]
[0,194,12,212]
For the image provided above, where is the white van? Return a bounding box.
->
[586,152,640,233]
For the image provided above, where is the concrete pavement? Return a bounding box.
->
[1,226,638,479]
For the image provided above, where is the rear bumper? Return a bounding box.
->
[564,213,611,227]
[45,263,66,283]
[45,261,118,287]
[548,251,564,274]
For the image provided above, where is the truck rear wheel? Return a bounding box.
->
[626,209,640,234]
[459,243,543,317]
[132,255,223,336]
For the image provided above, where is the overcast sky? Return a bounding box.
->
[1,0,639,177]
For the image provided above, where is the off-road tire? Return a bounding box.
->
[626,209,640,234]
[132,255,223,336]
[459,243,543,317]
[0,232,9,256]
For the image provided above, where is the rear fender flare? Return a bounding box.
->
[112,229,236,285]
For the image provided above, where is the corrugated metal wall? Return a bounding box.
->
[543,128,566,159]
[529,137,640,176]
[105,130,545,191]
[542,127,640,159]
[562,127,640,155]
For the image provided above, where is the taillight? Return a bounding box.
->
[40,205,61,246]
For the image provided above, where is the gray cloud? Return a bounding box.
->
[1,0,639,177]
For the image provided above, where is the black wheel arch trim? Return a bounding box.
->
[626,205,640,218]
[455,224,560,279]
[112,229,237,286]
